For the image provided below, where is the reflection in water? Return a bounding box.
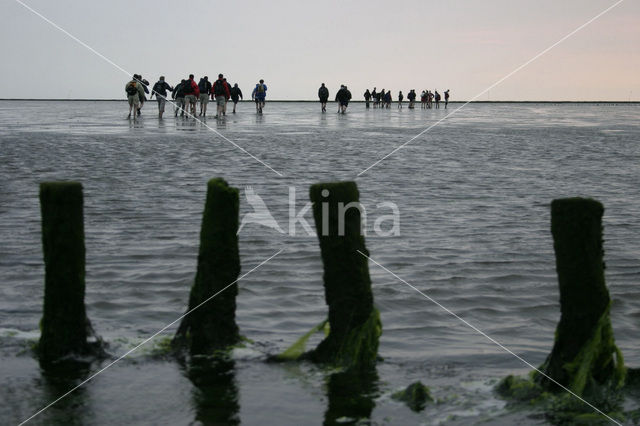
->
[40,362,91,425]
[324,367,379,425]
[185,355,239,426]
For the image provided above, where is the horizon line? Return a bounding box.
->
[0,98,638,104]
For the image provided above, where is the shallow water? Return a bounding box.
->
[1,101,639,425]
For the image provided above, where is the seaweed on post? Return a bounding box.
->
[38,182,103,367]
[536,198,625,395]
[173,178,241,356]
[278,182,381,369]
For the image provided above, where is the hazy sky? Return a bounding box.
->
[1,0,638,100]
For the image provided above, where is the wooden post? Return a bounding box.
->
[308,181,381,369]
[39,182,100,365]
[538,198,624,394]
[174,178,241,355]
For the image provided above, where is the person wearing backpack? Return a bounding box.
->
[251,79,267,113]
[211,74,231,118]
[434,90,441,109]
[198,76,212,117]
[335,85,352,114]
[444,89,450,109]
[183,74,200,117]
[318,83,329,112]
[150,76,173,119]
[407,89,416,109]
[173,79,187,117]
[230,83,243,114]
[364,89,371,108]
[398,91,404,109]
[125,75,145,119]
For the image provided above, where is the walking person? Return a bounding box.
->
[380,89,386,108]
[252,79,267,113]
[371,87,378,108]
[172,79,186,117]
[230,83,243,113]
[183,74,200,117]
[335,85,352,114]
[434,90,441,109]
[384,90,392,109]
[421,90,427,109]
[150,76,173,119]
[125,75,145,119]
[444,89,450,109]
[211,74,230,118]
[132,75,149,116]
[318,83,329,112]
[222,78,231,115]
[198,76,212,117]
[407,89,416,109]
[398,90,404,109]
[364,89,371,108]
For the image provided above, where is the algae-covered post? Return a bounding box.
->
[538,198,624,394]
[174,178,241,356]
[307,181,381,369]
[39,182,101,365]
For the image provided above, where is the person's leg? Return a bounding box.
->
[128,97,133,118]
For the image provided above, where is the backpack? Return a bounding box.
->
[213,80,226,96]
[256,84,265,94]
[126,81,138,95]
[183,80,195,95]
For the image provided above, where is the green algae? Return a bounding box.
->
[495,373,627,424]
[496,374,547,404]
[38,182,103,366]
[392,381,434,412]
[173,178,241,356]
[309,308,381,369]
[275,319,329,361]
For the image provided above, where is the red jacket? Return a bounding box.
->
[211,79,231,99]
[185,78,200,97]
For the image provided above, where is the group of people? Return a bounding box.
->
[362,88,450,109]
[125,76,450,118]
[318,83,353,114]
[125,74,268,119]
[317,85,451,113]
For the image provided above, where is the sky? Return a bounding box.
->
[0,0,638,101]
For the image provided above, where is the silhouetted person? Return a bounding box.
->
[335,85,352,114]
[150,76,173,119]
[318,83,329,112]
[230,83,243,113]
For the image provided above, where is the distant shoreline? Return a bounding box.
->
[0,99,638,104]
